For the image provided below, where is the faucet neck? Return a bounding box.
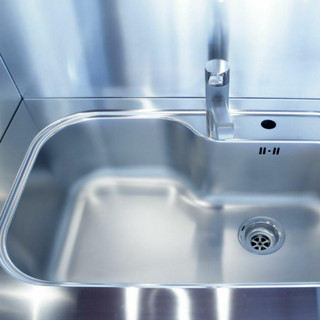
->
[205,59,234,140]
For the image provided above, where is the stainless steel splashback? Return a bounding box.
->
[0,0,319,99]
[0,56,20,140]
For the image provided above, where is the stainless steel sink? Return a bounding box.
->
[1,111,320,287]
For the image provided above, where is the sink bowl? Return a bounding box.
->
[1,112,320,287]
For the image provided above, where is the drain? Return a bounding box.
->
[238,217,285,255]
[250,234,271,251]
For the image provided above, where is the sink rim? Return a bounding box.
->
[2,110,320,288]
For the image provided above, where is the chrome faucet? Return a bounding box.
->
[205,59,234,140]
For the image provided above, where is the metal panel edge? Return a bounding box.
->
[0,56,21,141]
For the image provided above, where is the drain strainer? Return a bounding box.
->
[238,216,285,255]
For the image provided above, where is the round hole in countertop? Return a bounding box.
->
[261,119,276,129]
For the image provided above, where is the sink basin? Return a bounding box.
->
[1,111,320,286]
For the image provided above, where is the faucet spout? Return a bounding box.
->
[205,59,234,140]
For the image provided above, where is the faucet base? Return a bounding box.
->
[207,98,234,140]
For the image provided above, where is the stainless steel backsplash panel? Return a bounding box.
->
[0,0,319,99]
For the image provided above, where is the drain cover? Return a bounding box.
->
[238,217,285,255]
[250,234,271,251]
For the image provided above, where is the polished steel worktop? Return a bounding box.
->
[1,99,320,319]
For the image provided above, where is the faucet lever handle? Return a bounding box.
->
[205,59,230,87]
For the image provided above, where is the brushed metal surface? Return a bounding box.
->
[23,97,320,141]
[1,0,320,99]
[0,102,38,220]
[0,56,21,140]
[3,110,320,285]
[2,100,320,319]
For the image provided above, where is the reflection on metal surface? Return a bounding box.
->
[205,59,234,139]
[217,288,231,320]
[0,285,75,320]
[173,289,191,320]
[1,102,320,318]
[2,111,320,286]
[28,286,73,320]
[125,287,140,320]
[0,102,38,212]
[21,97,320,142]
[208,0,228,61]
[0,1,320,98]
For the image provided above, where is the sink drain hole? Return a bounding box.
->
[250,234,271,251]
[238,217,285,255]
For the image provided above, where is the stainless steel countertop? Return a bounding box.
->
[1,98,320,320]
